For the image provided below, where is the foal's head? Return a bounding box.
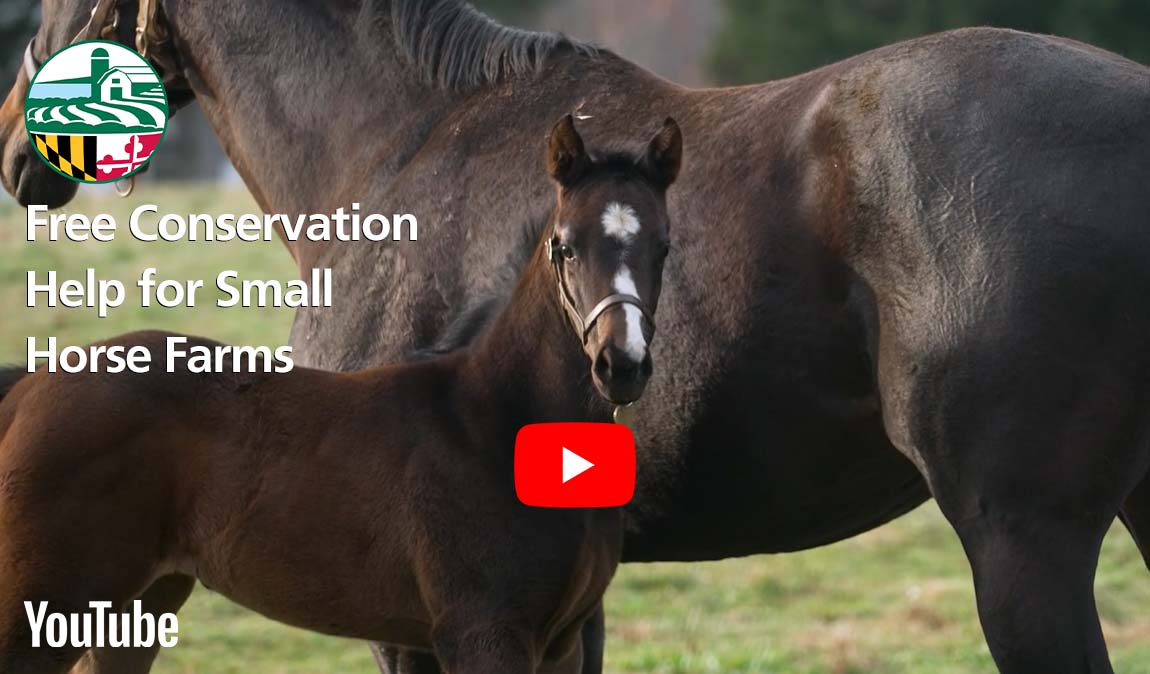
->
[544,114,682,405]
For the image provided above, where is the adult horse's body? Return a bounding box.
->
[3,1,1150,672]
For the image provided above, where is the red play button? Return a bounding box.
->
[514,423,636,508]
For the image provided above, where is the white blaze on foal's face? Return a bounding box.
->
[601,202,641,241]
[602,202,648,361]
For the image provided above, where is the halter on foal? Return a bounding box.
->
[0,115,681,674]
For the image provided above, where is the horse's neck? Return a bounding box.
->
[168,0,455,213]
[459,249,603,424]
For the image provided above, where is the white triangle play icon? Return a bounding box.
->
[562,447,594,484]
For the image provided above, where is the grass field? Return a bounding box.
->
[2,186,1149,673]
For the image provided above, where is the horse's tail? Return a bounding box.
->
[0,365,28,403]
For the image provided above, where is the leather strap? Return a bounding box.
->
[580,293,652,343]
[23,0,120,81]
[24,0,191,114]
[546,235,655,344]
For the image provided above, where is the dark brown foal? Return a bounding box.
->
[0,115,680,674]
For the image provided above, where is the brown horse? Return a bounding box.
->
[4,2,1150,673]
[0,115,683,674]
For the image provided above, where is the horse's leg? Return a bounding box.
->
[381,603,604,674]
[432,621,535,674]
[930,447,1120,674]
[369,643,401,672]
[952,511,1112,673]
[369,643,441,674]
[1119,473,1150,571]
[879,332,1147,673]
[918,403,1128,674]
[578,604,604,674]
[68,575,196,674]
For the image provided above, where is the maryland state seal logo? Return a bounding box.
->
[24,40,168,183]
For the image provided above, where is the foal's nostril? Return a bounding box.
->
[594,349,611,379]
[596,345,643,382]
[593,345,651,404]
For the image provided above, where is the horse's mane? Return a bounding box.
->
[390,0,594,90]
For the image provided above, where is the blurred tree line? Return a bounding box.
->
[5,0,1148,90]
[479,0,547,20]
[3,0,1146,181]
[0,0,38,77]
[711,0,1150,83]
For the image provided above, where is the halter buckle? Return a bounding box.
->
[613,403,637,429]
[545,235,561,263]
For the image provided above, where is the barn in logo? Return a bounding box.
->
[24,40,168,183]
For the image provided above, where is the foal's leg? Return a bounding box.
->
[69,575,196,674]
[0,554,168,674]
[0,565,89,673]
[0,603,87,674]
[0,466,175,672]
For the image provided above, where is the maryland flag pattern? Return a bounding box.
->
[24,42,168,183]
[31,133,99,182]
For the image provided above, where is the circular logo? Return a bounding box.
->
[24,40,168,183]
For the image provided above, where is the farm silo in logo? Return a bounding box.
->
[24,41,168,183]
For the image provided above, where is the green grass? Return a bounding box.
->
[3,187,1150,673]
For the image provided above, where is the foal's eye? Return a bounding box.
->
[559,243,576,260]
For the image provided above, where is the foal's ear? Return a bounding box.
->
[642,117,682,189]
[547,114,590,187]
